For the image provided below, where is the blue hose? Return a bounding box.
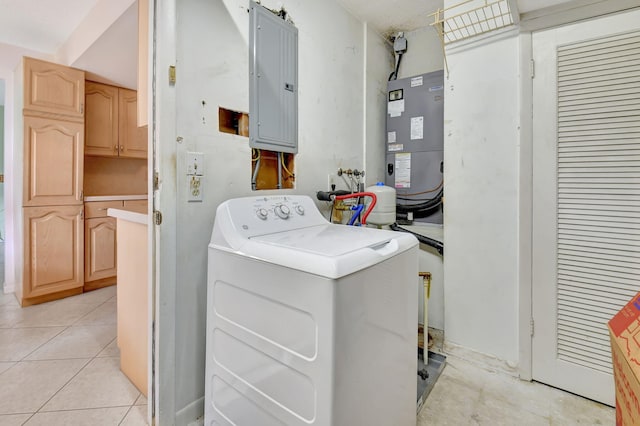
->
[348,205,365,226]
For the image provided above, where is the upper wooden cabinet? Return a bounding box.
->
[119,89,148,159]
[23,116,84,207]
[85,82,147,159]
[85,82,119,157]
[24,57,85,120]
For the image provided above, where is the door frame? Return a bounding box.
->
[149,0,178,424]
[517,30,534,381]
[518,5,640,383]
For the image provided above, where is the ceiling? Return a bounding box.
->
[0,0,137,89]
[0,0,101,53]
[336,0,577,35]
[0,0,620,93]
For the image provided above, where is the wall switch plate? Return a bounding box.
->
[186,152,204,176]
[188,175,203,202]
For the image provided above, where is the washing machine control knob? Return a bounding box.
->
[256,208,268,220]
[275,205,290,219]
[295,205,305,215]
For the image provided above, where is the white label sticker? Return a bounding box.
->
[388,143,403,152]
[395,153,411,188]
[388,131,396,143]
[410,116,424,140]
[411,76,423,87]
[388,99,405,117]
[429,85,444,92]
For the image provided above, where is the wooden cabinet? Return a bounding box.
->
[85,217,117,284]
[83,201,121,290]
[85,82,147,159]
[85,82,119,156]
[123,199,148,214]
[24,57,85,120]
[23,116,84,207]
[21,205,84,305]
[119,89,148,159]
[82,199,147,291]
[20,57,85,306]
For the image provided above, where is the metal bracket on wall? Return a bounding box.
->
[428,0,518,77]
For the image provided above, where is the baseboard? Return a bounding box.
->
[176,397,204,426]
[443,340,519,378]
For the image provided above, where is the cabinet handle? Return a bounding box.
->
[120,145,124,151]
[115,145,119,151]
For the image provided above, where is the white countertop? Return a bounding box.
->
[84,195,148,202]
[107,208,149,225]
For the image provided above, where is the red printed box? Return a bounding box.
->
[609,292,640,426]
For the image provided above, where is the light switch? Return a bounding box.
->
[186,152,204,176]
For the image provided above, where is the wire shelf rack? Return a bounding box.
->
[428,0,517,77]
[429,0,515,45]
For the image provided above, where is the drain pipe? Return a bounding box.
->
[251,154,261,190]
[277,152,283,189]
[419,272,431,354]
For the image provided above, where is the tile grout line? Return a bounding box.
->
[31,356,93,414]
[30,290,117,414]
[2,289,119,423]
[68,294,117,327]
[17,325,68,362]
[118,404,136,426]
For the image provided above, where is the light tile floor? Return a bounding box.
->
[1,287,614,425]
[418,354,614,425]
[0,286,148,426]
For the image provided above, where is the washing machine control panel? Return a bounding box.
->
[221,195,327,238]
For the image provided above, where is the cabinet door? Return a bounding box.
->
[23,205,84,299]
[118,88,148,159]
[85,82,119,157]
[85,217,117,282]
[24,57,85,119]
[23,116,84,206]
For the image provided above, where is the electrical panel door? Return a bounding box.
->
[249,2,298,154]
[385,71,444,224]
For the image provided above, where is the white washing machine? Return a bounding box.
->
[205,195,418,426]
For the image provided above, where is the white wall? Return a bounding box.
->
[0,103,4,241]
[443,31,521,366]
[398,25,443,79]
[167,0,390,421]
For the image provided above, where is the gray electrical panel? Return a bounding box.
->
[385,71,444,224]
[249,2,298,154]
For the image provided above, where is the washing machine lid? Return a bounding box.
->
[209,195,418,278]
[251,224,392,257]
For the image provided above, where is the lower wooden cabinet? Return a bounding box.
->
[85,217,117,284]
[21,205,84,305]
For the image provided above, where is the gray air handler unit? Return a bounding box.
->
[385,71,444,224]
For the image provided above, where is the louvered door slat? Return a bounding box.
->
[555,30,640,376]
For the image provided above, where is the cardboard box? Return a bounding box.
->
[609,292,640,426]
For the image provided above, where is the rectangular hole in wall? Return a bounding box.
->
[219,107,249,136]
[251,149,295,190]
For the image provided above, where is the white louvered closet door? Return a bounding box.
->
[532,10,640,406]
